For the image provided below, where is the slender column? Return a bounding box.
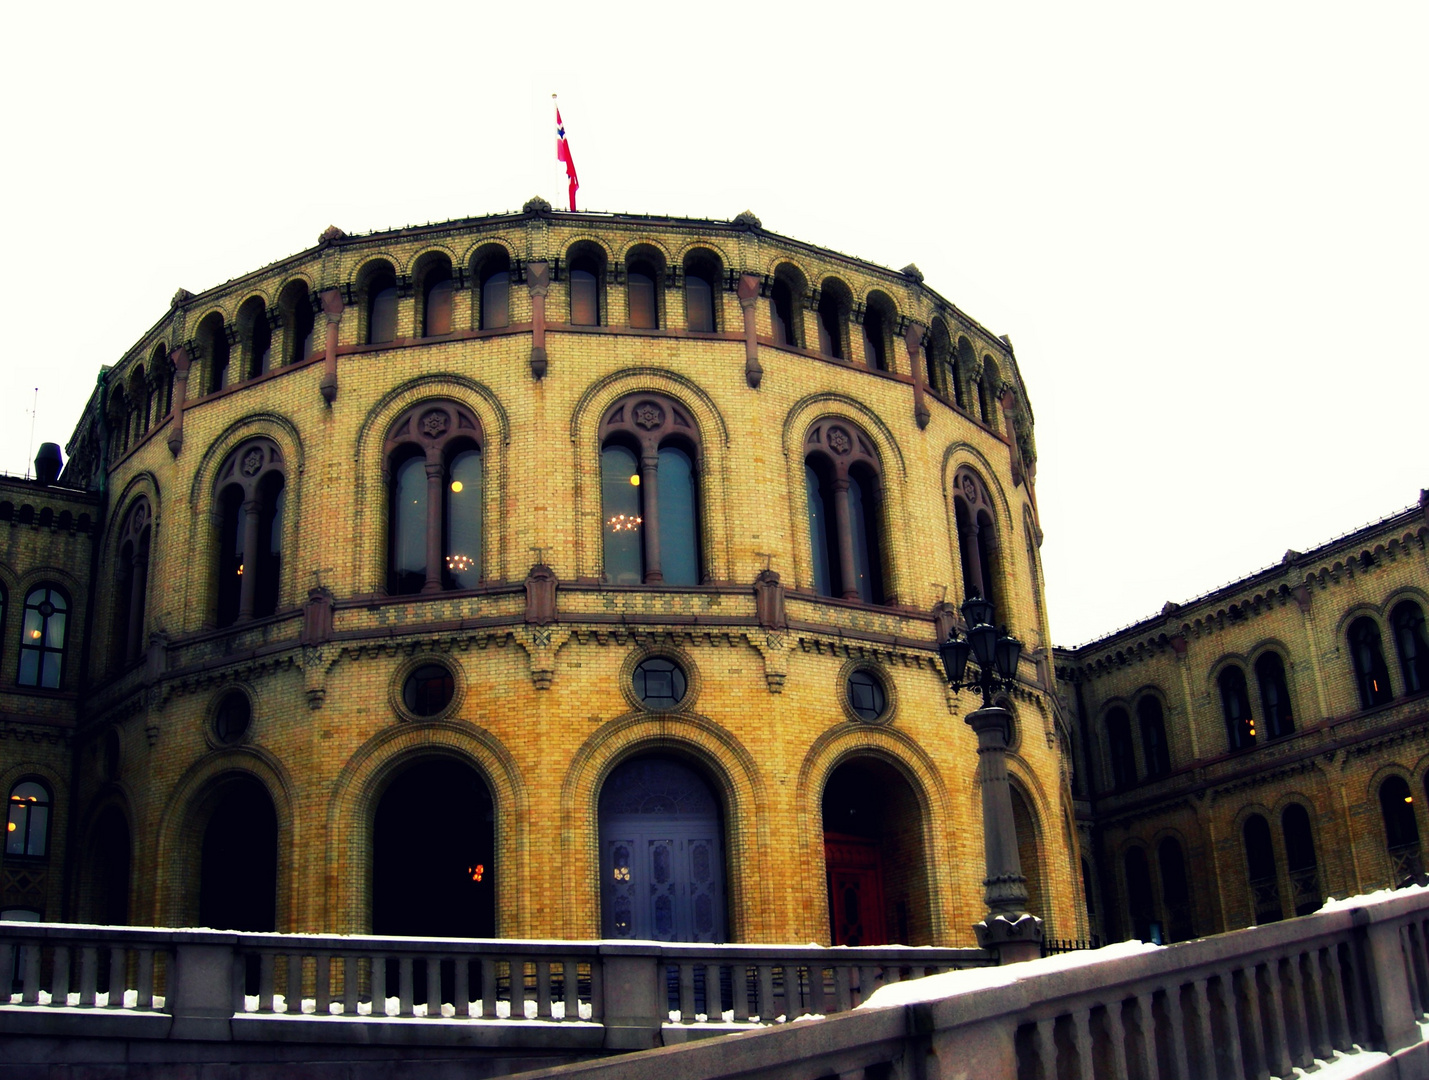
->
[906,324,929,430]
[1071,1007,1094,1080]
[1134,992,1160,1080]
[423,459,444,593]
[831,476,858,601]
[1264,961,1292,1079]
[1161,984,1189,1080]
[639,450,662,584]
[125,548,147,661]
[1215,972,1248,1080]
[527,261,550,378]
[166,346,190,456]
[319,289,343,404]
[1286,952,1315,1070]
[1106,998,1131,1080]
[1034,1017,1056,1080]
[1189,978,1216,1080]
[1303,949,1333,1059]
[737,273,763,388]
[963,520,985,600]
[238,497,261,619]
[1239,967,1269,1080]
[1323,945,1351,1051]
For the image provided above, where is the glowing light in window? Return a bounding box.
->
[629,474,640,486]
[237,564,244,576]
[446,554,474,572]
[613,866,630,881]
[467,863,485,882]
[6,822,14,832]
[29,629,41,639]
[607,514,642,533]
[450,480,463,493]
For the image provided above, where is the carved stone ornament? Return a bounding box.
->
[826,427,852,455]
[961,475,978,503]
[523,195,553,214]
[318,225,347,245]
[131,502,147,531]
[733,210,762,230]
[241,448,265,477]
[633,402,665,430]
[170,287,193,308]
[420,410,450,439]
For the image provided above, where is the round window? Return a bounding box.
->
[633,657,687,709]
[403,664,455,717]
[847,669,887,722]
[213,692,252,745]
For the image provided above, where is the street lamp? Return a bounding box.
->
[938,593,1042,963]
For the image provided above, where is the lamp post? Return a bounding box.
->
[939,594,1043,963]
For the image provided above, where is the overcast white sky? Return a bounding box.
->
[1,1,1423,646]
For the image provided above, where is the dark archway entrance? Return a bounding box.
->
[599,756,726,942]
[199,776,277,931]
[86,807,131,926]
[822,757,929,946]
[372,759,496,938]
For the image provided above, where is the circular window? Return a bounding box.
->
[403,664,455,717]
[633,657,687,709]
[847,669,888,722]
[213,692,251,745]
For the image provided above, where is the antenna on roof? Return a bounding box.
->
[24,387,38,480]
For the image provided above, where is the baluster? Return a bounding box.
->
[1238,967,1269,1080]
[1105,998,1131,1080]
[479,957,497,1017]
[1323,945,1351,1050]
[1072,1007,1094,1080]
[536,958,552,1019]
[1284,952,1313,1071]
[107,944,126,1007]
[78,945,98,1007]
[287,952,304,1016]
[1213,972,1247,1080]
[563,959,579,1021]
[50,945,70,1008]
[455,956,471,1018]
[1134,992,1160,1080]
[1189,979,1215,1080]
[1159,984,1189,1080]
[371,954,388,1017]
[425,956,443,1017]
[588,958,603,1022]
[858,964,880,1007]
[705,962,722,1019]
[679,961,697,1022]
[1035,1017,1057,1080]
[137,948,154,1011]
[833,964,852,1013]
[1300,949,1331,1060]
[1263,959,1292,1078]
[731,964,750,1021]
[883,962,902,984]
[398,956,414,1017]
[811,965,829,1015]
[757,964,775,1020]
[343,955,359,1016]
[255,952,273,1013]
[315,953,332,1016]
[508,957,527,1020]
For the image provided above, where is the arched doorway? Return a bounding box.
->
[822,757,929,946]
[1243,814,1282,925]
[1379,776,1422,885]
[199,776,277,932]
[86,807,131,926]
[1123,847,1156,942]
[372,759,495,938]
[1282,804,1321,915]
[598,756,726,942]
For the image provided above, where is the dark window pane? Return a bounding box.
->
[863,310,886,370]
[292,299,315,364]
[1107,708,1136,788]
[369,286,398,344]
[657,446,699,586]
[1393,602,1429,695]
[628,269,657,329]
[685,273,714,332]
[403,664,454,716]
[1220,667,1256,750]
[771,281,794,345]
[216,487,244,626]
[848,471,882,604]
[251,319,272,377]
[633,657,686,707]
[1255,653,1294,739]
[818,295,843,358]
[254,477,284,618]
[571,268,599,325]
[481,272,509,329]
[602,445,643,585]
[1350,618,1394,708]
[444,449,482,589]
[390,455,427,594]
[805,462,834,597]
[424,277,454,336]
[848,670,886,721]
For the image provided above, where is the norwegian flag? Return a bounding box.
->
[555,104,579,212]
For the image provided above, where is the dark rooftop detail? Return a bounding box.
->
[733,210,762,230]
[522,195,553,215]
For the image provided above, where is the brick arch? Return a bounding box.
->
[569,370,732,583]
[151,746,296,929]
[559,711,769,941]
[323,718,527,936]
[350,375,509,590]
[796,724,955,945]
[458,235,518,275]
[71,786,135,924]
[616,236,674,266]
[672,238,735,269]
[403,243,460,278]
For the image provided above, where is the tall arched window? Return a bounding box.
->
[804,420,885,603]
[1349,616,1394,708]
[600,395,702,587]
[1391,601,1429,695]
[1106,707,1136,788]
[1282,803,1320,916]
[213,440,286,626]
[1158,838,1192,941]
[279,280,316,365]
[816,280,850,359]
[1243,814,1281,924]
[114,497,152,666]
[363,263,399,344]
[683,250,720,333]
[953,337,975,410]
[861,293,894,372]
[978,355,1001,429]
[770,276,797,346]
[626,250,661,329]
[1138,696,1171,777]
[952,469,1000,620]
[1219,666,1256,750]
[1123,847,1155,941]
[925,319,951,397]
[568,247,604,326]
[238,296,271,379]
[1254,652,1294,738]
[197,312,230,394]
[474,247,511,330]
[1380,775,1422,883]
[18,585,68,688]
[418,257,454,337]
[385,402,485,594]
[6,781,51,857]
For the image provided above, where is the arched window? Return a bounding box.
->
[1105,708,1136,788]
[385,402,485,594]
[770,276,797,346]
[804,420,885,604]
[1254,652,1294,739]
[1282,803,1320,916]
[18,585,68,688]
[683,250,720,333]
[862,293,895,372]
[568,247,603,326]
[213,439,286,626]
[953,337,975,410]
[978,355,1001,429]
[952,469,1000,620]
[1158,838,1192,941]
[1219,666,1256,750]
[600,395,702,587]
[6,781,51,857]
[474,247,511,330]
[925,319,951,397]
[197,313,230,394]
[626,250,661,329]
[816,280,850,359]
[1349,616,1394,708]
[279,280,316,365]
[1243,814,1281,923]
[419,257,454,337]
[1123,847,1155,942]
[363,263,399,345]
[1138,696,1171,777]
[1391,601,1429,695]
[238,296,271,379]
[1380,775,1422,883]
[114,497,152,667]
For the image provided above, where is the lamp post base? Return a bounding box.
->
[974,912,1044,965]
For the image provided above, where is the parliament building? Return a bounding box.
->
[0,203,1079,948]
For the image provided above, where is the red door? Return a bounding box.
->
[825,835,887,946]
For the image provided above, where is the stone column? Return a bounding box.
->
[125,547,147,662]
[319,288,343,404]
[639,450,662,584]
[422,458,444,593]
[166,345,190,456]
[238,498,261,619]
[831,476,858,601]
[527,261,550,378]
[737,273,763,388]
[906,324,929,430]
[967,703,1043,962]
